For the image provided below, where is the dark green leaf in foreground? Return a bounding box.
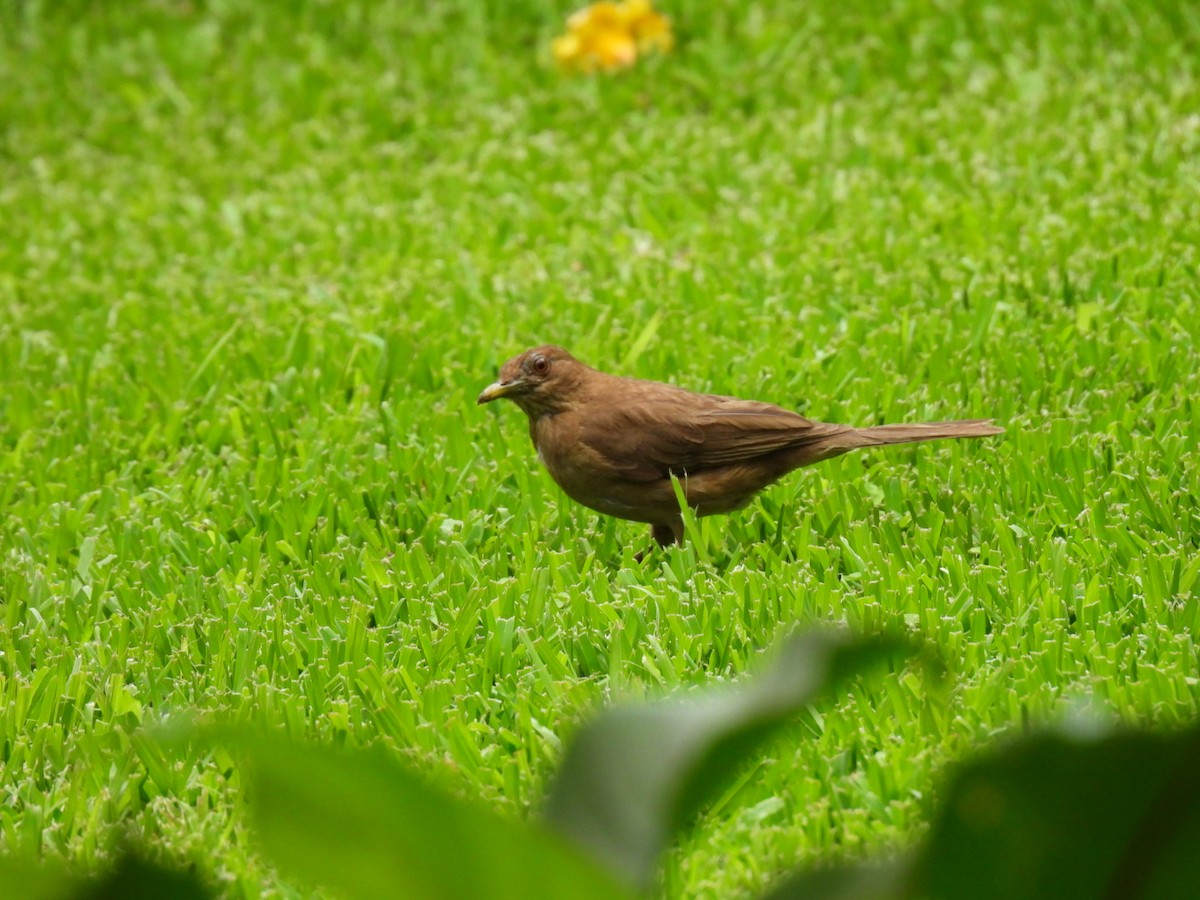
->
[77,855,213,900]
[914,724,1200,900]
[236,736,630,900]
[0,860,72,900]
[543,630,919,890]
[0,855,212,900]
[762,859,910,900]
[766,723,1200,900]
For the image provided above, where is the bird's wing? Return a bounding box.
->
[579,383,843,482]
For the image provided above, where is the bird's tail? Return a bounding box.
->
[780,419,1002,471]
[845,419,1004,448]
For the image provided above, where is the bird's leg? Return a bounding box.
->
[654,522,686,546]
[634,523,683,563]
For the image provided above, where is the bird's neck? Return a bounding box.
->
[514,396,564,421]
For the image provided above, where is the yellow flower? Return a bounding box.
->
[552,0,673,73]
[618,0,674,54]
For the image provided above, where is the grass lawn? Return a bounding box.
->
[2,0,1198,895]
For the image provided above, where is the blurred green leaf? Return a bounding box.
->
[0,860,72,900]
[763,859,910,900]
[915,724,1200,900]
[236,736,630,900]
[543,630,919,889]
[77,856,212,900]
[0,855,212,900]
[765,723,1200,900]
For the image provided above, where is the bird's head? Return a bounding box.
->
[477,345,587,417]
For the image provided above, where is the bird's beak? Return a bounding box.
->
[477,379,523,404]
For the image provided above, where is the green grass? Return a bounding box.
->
[1,0,1198,895]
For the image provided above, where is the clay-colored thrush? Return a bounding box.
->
[478,346,1002,547]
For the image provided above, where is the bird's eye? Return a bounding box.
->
[532,356,549,375]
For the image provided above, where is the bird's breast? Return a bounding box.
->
[530,414,658,521]
[531,416,585,486]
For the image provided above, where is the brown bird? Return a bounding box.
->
[478,346,1002,549]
